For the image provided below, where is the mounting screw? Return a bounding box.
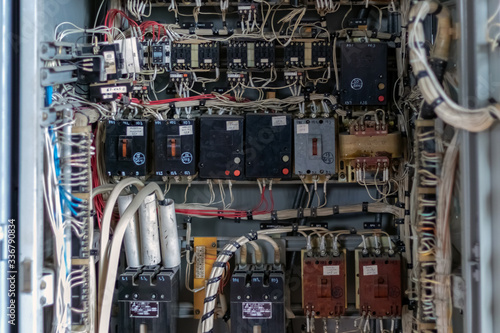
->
[211,242,217,248]
[124,294,129,299]
[237,296,241,300]
[133,293,139,299]
[195,309,201,315]
[40,297,46,306]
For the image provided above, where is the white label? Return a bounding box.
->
[323,265,340,276]
[226,121,240,131]
[179,125,193,136]
[272,116,287,127]
[363,265,378,276]
[291,57,299,62]
[233,59,242,63]
[171,73,183,78]
[177,59,185,64]
[126,126,144,136]
[101,86,128,94]
[285,71,298,77]
[204,59,212,63]
[103,51,117,75]
[296,123,309,134]
[239,5,252,10]
[261,58,269,63]
[318,57,326,62]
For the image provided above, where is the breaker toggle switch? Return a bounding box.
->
[118,137,132,161]
[167,136,181,160]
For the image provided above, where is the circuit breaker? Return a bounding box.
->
[340,42,388,106]
[302,254,347,318]
[199,115,244,179]
[105,120,149,177]
[152,119,197,177]
[245,113,292,179]
[230,266,285,333]
[294,118,336,176]
[117,266,178,333]
[358,255,402,317]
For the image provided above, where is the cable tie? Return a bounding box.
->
[218,210,224,220]
[169,102,175,109]
[389,33,397,41]
[371,30,378,38]
[395,201,405,209]
[405,191,410,197]
[490,110,499,120]
[234,216,241,223]
[247,210,253,220]
[222,310,231,322]
[405,209,410,216]
[229,241,241,249]
[297,207,304,218]
[415,71,429,81]
[204,295,218,303]
[212,261,226,268]
[292,223,299,233]
[221,250,233,256]
[200,99,206,106]
[246,231,258,241]
[207,276,222,285]
[394,219,404,225]
[333,205,340,215]
[202,309,215,321]
[412,41,426,49]
[362,202,368,213]
[430,97,444,109]
[271,210,278,222]
[311,207,317,218]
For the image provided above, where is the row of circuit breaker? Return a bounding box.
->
[117,255,401,332]
[104,114,336,179]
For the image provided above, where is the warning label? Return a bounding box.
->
[242,302,272,319]
[129,302,159,318]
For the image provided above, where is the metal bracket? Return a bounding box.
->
[41,65,78,86]
[41,103,79,127]
[40,41,76,61]
[40,269,55,307]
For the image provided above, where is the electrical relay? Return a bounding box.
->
[302,254,347,318]
[152,119,197,177]
[105,120,149,177]
[117,266,178,333]
[245,113,292,179]
[230,266,285,333]
[199,115,244,179]
[358,255,402,317]
[340,42,388,106]
[294,118,336,177]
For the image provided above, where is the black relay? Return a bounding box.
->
[245,113,293,179]
[230,265,285,333]
[117,266,178,333]
[340,42,388,106]
[105,120,149,177]
[199,115,244,180]
[152,119,197,177]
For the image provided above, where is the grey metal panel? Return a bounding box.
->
[0,1,14,332]
[458,0,500,332]
[18,0,94,331]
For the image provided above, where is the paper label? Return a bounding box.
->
[226,121,240,131]
[242,302,272,319]
[323,265,340,276]
[296,123,309,134]
[291,57,299,62]
[103,51,117,75]
[130,302,159,318]
[126,126,144,136]
[363,265,378,276]
[179,125,193,136]
[261,58,269,63]
[177,59,185,64]
[101,86,128,94]
[272,116,287,127]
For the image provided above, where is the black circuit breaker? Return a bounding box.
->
[227,41,249,69]
[105,120,149,177]
[339,42,388,106]
[152,119,197,177]
[117,266,179,333]
[245,113,292,179]
[284,42,305,67]
[199,115,244,180]
[230,265,285,333]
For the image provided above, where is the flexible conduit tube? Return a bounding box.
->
[117,194,142,267]
[158,199,181,268]
[138,193,162,265]
[98,183,165,333]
